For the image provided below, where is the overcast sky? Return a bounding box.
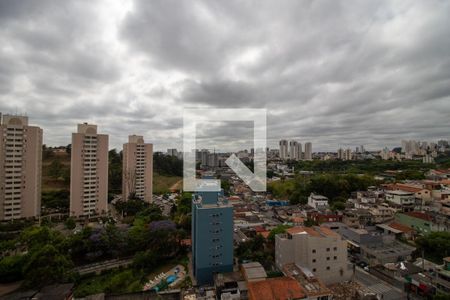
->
[0,0,449,152]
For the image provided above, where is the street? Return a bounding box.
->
[355,267,409,300]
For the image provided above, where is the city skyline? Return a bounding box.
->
[0,1,449,152]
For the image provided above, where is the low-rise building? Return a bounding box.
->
[247,277,306,300]
[275,226,352,284]
[385,190,415,212]
[282,263,333,300]
[359,238,415,266]
[436,257,450,295]
[395,211,448,234]
[307,193,329,210]
[307,210,342,224]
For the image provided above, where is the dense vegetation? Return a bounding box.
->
[0,204,188,295]
[415,232,450,264]
[291,159,435,176]
[41,189,70,210]
[153,152,183,177]
[235,235,274,270]
[268,173,376,205]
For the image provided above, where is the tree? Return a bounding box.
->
[48,160,63,179]
[64,217,76,230]
[153,152,183,176]
[132,251,158,272]
[331,201,346,212]
[109,149,122,194]
[415,232,450,263]
[268,225,291,243]
[0,255,24,283]
[22,244,73,288]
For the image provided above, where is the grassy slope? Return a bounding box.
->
[153,174,182,194]
[42,153,70,191]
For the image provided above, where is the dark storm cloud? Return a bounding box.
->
[0,0,449,151]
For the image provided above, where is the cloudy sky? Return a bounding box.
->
[0,0,449,152]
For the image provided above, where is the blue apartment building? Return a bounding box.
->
[192,185,234,285]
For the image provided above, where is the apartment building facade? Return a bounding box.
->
[279,140,288,160]
[70,123,108,217]
[304,142,312,160]
[275,226,352,284]
[289,140,301,161]
[0,114,42,220]
[192,187,233,285]
[122,135,153,202]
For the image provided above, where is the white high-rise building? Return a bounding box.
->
[279,140,288,160]
[344,148,352,161]
[304,142,312,160]
[402,140,420,156]
[289,141,301,160]
[337,148,344,160]
[167,148,178,157]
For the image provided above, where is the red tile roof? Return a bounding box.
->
[405,211,433,221]
[254,226,266,233]
[394,183,424,193]
[247,277,306,300]
[389,222,414,233]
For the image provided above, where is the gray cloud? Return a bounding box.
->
[0,0,449,152]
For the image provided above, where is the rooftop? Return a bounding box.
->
[247,277,306,300]
[388,222,414,233]
[404,211,433,221]
[241,262,267,282]
[285,226,340,238]
[282,264,332,297]
[392,183,424,193]
[386,190,415,196]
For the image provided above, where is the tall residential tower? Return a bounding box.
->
[279,140,288,160]
[0,114,42,220]
[70,123,108,217]
[304,142,312,160]
[192,182,233,285]
[122,135,153,202]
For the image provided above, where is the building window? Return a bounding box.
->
[312,249,316,253]
[333,247,337,251]
[312,259,316,263]
[326,266,330,270]
[326,248,330,252]
[327,257,330,261]
[334,256,337,260]
[312,268,316,272]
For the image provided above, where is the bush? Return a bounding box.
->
[0,255,24,282]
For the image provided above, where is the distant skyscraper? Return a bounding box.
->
[167,148,178,157]
[360,145,365,153]
[289,141,302,160]
[279,140,288,160]
[344,148,352,160]
[0,114,42,220]
[192,184,233,285]
[304,142,312,160]
[123,135,153,202]
[337,148,344,160]
[200,149,209,168]
[70,123,108,217]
